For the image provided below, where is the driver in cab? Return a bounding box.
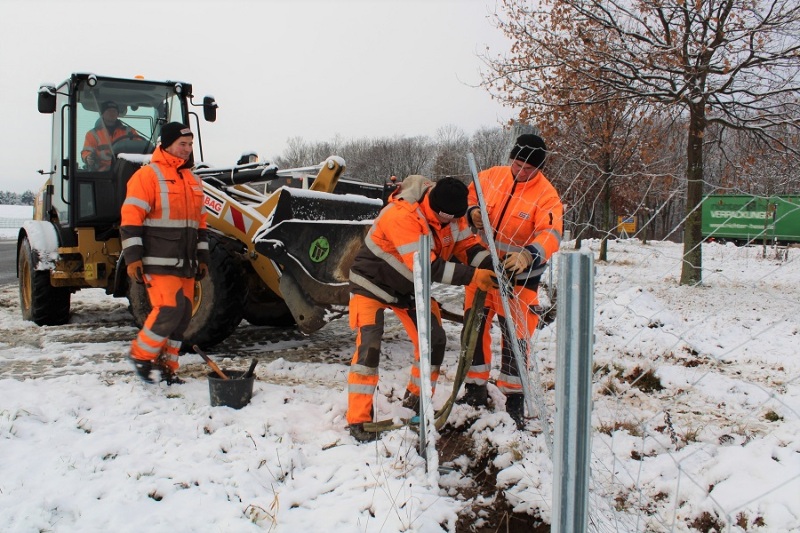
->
[81,100,143,171]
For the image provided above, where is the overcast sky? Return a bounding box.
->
[0,0,514,193]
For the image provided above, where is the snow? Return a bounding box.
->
[1,204,799,532]
[281,185,384,205]
[118,153,152,165]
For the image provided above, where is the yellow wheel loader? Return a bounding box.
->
[19,73,385,349]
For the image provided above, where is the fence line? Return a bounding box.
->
[461,153,800,531]
[0,218,28,228]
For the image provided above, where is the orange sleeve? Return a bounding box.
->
[81,131,97,162]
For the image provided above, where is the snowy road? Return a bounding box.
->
[0,282,360,381]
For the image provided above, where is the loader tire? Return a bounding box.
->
[18,236,71,326]
[127,234,247,350]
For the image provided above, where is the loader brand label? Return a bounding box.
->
[309,237,331,263]
[204,192,224,216]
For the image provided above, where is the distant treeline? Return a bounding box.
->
[0,191,35,206]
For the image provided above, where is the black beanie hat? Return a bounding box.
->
[509,134,547,168]
[160,122,193,149]
[100,101,119,113]
[428,177,468,218]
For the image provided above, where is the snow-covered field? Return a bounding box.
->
[0,204,32,239]
[1,202,798,532]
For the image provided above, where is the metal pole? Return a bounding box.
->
[552,250,594,533]
[413,234,437,477]
[466,154,535,413]
[467,154,553,452]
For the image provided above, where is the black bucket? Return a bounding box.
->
[208,370,255,409]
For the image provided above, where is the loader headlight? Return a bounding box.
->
[174,82,183,94]
[87,74,97,87]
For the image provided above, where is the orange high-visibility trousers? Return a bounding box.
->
[129,274,195,371]
[463,282,540,394]
[346,293,445,425]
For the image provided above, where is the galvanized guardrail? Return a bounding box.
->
[0,218,29,228]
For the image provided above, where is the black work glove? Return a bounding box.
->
[395,294,416,309]
[195,262,209,281]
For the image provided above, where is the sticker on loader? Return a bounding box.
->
[309,237,331,262]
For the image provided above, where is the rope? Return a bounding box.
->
[362,289,487,434]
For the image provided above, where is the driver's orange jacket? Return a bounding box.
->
[81,120,142,171]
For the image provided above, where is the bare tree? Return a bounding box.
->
[469,126,509,169]
[391,136,436,178]
[276,136,313,168]
[433,125,470,178]
[485,0,800,284]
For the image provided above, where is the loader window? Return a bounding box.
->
[78,182,96,218]
[70,78,190,229]
[77,103,156,173]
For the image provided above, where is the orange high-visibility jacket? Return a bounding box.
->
[81,119,142,171]
[349,176,490,305]
[120,147,210,278]
[468,166,563,284]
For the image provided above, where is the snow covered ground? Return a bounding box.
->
[1,204,798,532]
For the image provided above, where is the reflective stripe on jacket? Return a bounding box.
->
[120,147,210,278]
[468,166,563,283]
[349,176,489,305]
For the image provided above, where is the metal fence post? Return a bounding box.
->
[413,234,437,478]
[552,250,594,533]
[466,155,538,415]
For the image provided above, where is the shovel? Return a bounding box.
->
[193,344,228,380]
[243,358,258,379]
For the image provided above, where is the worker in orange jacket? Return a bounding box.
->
[81,100,143,171]
[346,175,497,442]
[461,134,563,429]
[120,122,210,384]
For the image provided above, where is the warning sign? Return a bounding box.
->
[617,216,636,235]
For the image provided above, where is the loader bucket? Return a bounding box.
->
[253,187,382,334]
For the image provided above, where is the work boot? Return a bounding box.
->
[401,391,420,414]
[129,356,154,384]
[348,423,380,443]
[457,383,488,407]
[154,356,185,385]
[506,394,526,430]
[160,367,185,386]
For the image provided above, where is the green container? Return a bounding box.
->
[701,194,800,244]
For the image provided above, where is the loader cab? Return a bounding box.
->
[37,73,215,246]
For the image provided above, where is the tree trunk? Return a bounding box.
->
[680,102,705,285]
[639,213,648,245]
[599,172,611,261]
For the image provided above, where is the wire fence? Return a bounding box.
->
[0,217,28,228]
[481,184,800,530]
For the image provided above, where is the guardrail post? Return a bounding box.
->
[552,250,594,533]
[413,234,437,479]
